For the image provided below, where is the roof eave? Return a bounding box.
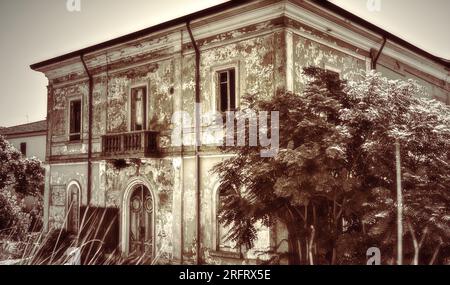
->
[30,0,253,71]
[29,0,450,71]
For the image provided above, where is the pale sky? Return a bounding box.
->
[0,0,448,127]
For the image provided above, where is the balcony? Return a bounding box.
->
[101,130,159,158]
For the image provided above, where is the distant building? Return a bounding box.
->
[0,120,47,161]
[0,120,47,217]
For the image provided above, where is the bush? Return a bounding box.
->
[0,191,30,241]
[0,193,16,231]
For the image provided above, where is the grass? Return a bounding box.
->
[0,204,162,265]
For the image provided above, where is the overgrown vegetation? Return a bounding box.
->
[0,207,161,265]
[0,135,44,243]
[213,67,450,265]
[0,135,44,261]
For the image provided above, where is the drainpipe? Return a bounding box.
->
[187,20,201,265]
[179,29,185,265]
[371,37,387,70]
[81,55,93,206]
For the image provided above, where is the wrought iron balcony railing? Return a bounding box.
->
[101,130,159,158]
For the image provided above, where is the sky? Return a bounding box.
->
[0,0,448,127]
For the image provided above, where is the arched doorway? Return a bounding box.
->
[122,179,156,258]
[129,185,154,256]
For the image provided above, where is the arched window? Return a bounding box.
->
[67,182,81,234]
[216,188,238,252]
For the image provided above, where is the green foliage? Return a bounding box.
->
[0,135,44,196]
[213,67,450,264]
[0,192,17,232]
[0,191,30,240]
[0,135,44,240]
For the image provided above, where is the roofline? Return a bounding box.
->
[30,0,450,71]
[0,120,47,137]
[1,131,47,139]
[1,120,47,129]
[30,0,252,70]
[311,0,450,69]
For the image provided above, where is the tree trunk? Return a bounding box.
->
[287,225,301,265]
[308,226,315,265]
[429,243,442,265]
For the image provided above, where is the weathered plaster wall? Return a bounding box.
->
[105,57,175,134]
[44,20,283,263]
[52,84,84,138]
[292,34,366,93]
[48,163,86,229]
[104,158,175,260]
[377,63,450,104]
[179,156,273,265]
[178,31,282,149]
[179,31,279,126]
[49,50,175,158]
[51,82,89,156]
[200,33,277,110]
[7,135,46,161]
[181,157,196,263]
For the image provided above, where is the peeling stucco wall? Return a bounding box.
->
[47,163,91,229]
[106,57,174,134]
[293,34,366,93]
[377,63,449,103]
[104,158,174,259]
[52,83,88,138]
[45,26,283,262]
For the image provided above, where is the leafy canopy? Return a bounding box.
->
[213,67,450,264]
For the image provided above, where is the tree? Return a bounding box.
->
[0,135,44,197]
[212,67,450,265]
[0,135,45,238]
[344,72,450,264]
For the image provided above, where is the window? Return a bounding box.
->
[69,99,82,141]
[130,86,147,131]
[324,65,341,78]
[217,189,238,252]
[67,183,80,234]
[218,69,236,112]
[20,142,27,156]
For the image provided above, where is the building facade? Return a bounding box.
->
[31,0,450,264]
[0,120,47,161]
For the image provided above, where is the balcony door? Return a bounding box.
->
[130,86,147,131]
[128,184,154,258]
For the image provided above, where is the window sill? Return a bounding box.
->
[209,250,241,259]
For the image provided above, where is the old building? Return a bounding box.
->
[30,0,449,264]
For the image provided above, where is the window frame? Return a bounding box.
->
[214,186,240,254]
[66,181,81,234]
[217,69,237,112]
[128,83,149,132]
[20,142,27,156]
[211,62,240,113]
[67,96,83,142]
[324,64,342,78]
